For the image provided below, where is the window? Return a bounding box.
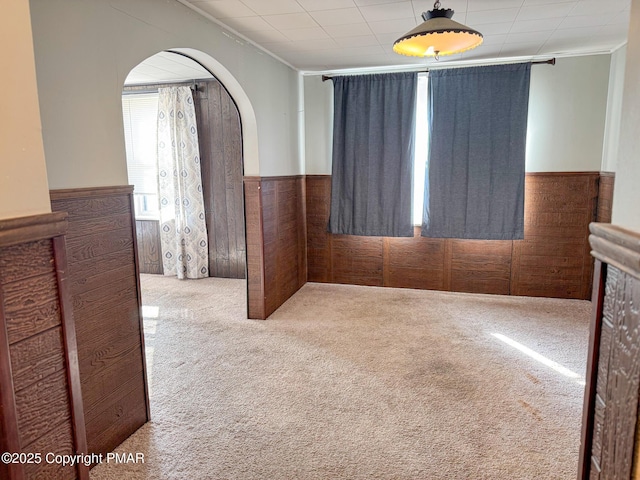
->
[413,73,429,226]
[122,93,160,219]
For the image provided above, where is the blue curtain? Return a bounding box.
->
[422,63,531,240]
[329,72,417,237]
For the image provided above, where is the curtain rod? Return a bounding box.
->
[122,80,198,95]
[321,58,556,82]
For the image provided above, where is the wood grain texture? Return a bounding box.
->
[53,235,90,480]
[0,212,67,249]
[0,239,55,285]
[23,420,76,480]
[0,215,87,480]
[196,79,246,279]
[0,288,23,480]
[579,224,640,479]
[51,187,149,458]
[511,173,599,300]
[14,369,71,448]
[450,240,512,294]
[307,173,602,300]
[243,178,265,320]
[579,260,606,480]
[306,176,332,283]
[591,265,640,478]
[261,177,307,318]
[4,272,61,346]
[134,220,163,275]
[596,173,615,224]
[10,327,65,393]
[384,228,445,290]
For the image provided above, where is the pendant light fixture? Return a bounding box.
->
[393,1,483,59]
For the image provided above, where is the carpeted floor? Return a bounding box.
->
[90,275,591,480]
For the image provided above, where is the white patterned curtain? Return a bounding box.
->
[157,86,209,279]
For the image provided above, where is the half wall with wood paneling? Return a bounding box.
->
[0,213,88,480]
[244,176,307,319]
[50,187,149,458]
[578,223,640,479]
[307,172,614,300]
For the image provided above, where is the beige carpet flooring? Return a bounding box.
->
[90,275,591,480]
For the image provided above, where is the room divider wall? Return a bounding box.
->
[50,187,149,460]
[0,213,88,480]
[579,223,640,478]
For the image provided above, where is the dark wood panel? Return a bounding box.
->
[81,348,144,417]
[384,233,445,290]
[72,277,137,322]
[10,327,65,393]
[68,213,132,239]
[0,286,22,480]
[68,249,133,285]
[261,177,307,317]
[4,272,61,345]
[0,215,87,480]
[77,320,142,382]
[51,188,149,459]
[0,239,54,285]
[51,196,131,221]
[135,220,163,275]
[306,173,602,300]
[85,383,148,461]
[596,173,614,223]
[69,264,136,298]
[592,265,640,478]
[65,227,134,264]
[450,240,512,295]
[243,178,265,319]
[512,173,598,300]
[196,79,246,279]
[14,369,71,448]
[0,212,68,249]
[332,235,383,286]
[579,224,640,479]
[23,420,76,480]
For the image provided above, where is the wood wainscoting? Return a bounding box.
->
[195,78,246,279]
[244,176,307,319]
[50,187,149,458]
[307,172,614,300]
[579,224,640,479]
[135,219,163,275]
[0,213,88,480]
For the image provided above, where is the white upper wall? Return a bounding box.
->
[612,0,640,230]
[304,55,612,175]
[304,76,334,175]
[601,45,627,173]
[29,0,301,187]
[0,0,51,220]
[526,55,610,172]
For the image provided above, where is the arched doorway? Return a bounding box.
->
[123,51,246,280]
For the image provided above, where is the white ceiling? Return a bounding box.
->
[125,51,213,85]
[176,0,630,71]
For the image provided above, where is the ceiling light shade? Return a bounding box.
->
[393,2,483,58]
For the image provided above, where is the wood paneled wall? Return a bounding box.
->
[50,187,149,458]
[579,224,640,479]
[307,172,614,300]
[195,79,246,279]
[0,213,88,480]
[135,220,163,275]
[596,172,615,223]
[244,176,307,319]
